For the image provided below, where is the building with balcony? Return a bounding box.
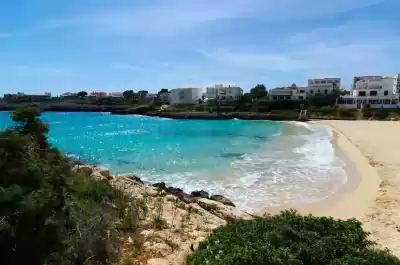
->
[170,87,205,105]
[269,86,307,100]
[204,84,243,103]
[307,77,341,95]
[336,74,400,109]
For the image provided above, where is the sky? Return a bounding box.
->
[1,0,400,95]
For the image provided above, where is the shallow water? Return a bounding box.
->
[0,112,347,211]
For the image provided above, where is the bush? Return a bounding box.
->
[337,107,355,118]
[374,109,389,120]
[186,210,400,265]
[0,108,145,265]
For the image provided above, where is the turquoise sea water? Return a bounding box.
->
[0,112,347,211]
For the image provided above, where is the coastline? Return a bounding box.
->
[258,122,380,220]
[310,121,400,256]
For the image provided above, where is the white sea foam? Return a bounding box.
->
[114,121,347,212]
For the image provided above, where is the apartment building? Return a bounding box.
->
[307,77,341,95]
[204,84,243,103]
[170,87,205,105]
[269,87,307,100]
[337,74,400,109]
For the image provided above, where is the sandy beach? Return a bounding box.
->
[270,120,400,256]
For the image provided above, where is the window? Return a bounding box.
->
[286,96,291,100]
[384,90,388,96]
[279,96,284,99]
[315,81,321,84]
[327,80,333,83]
[273,96,277,100]
[370,91,377,96]
[299,90,305,93]
[324,89,328,94]
[299,96,304,100]
[180,95,184,99]
[321,80,327,84]
[310,90,314,94]
[358,91,366,96]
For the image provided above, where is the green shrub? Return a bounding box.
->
[151,215,167,230]
[337,107,355,118]
[388,112,400,120]
[374,109,389,120]
[0,108,144,265]
[186,210,400,265]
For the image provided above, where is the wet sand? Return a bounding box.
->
[260,120,400,255]
[313,120,400,256]
[263,121,400,256]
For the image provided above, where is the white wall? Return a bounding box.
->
[307,78,341,95]
[205,85,242,101]
[269,87,307,100]
[352,77,397,97]
[170,88,205,105]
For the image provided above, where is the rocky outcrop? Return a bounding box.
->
[210,194,236,207]
[111,106,152,115]
[191,190,209,199]
[79,164,253,265]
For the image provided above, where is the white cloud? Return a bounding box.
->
[191,18,400,88]
[43,0,382,37]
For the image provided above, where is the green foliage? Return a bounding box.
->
[77,91,88,97]
[0,108,145,265]
[337,107,355,118]
[158,88,169,95]
[250,84,267,100]
[309,90,340,107]
[151,215,167,231]
[186,210,400,265]
[123,90,135,100]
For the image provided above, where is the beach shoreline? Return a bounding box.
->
[258,121,380,221]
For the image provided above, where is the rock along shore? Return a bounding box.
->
[72,164,254,265]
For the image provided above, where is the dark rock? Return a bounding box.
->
[191,190,209,199]
[210,195,236,207]
[167,186,184,196]
[126,175,144,184]
[152,182,166,189]
[167,186,196,204]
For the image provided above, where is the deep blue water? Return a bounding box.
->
[0,111,347,211]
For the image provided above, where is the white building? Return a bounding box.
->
[159,92,171,104]
[307,77,341,96]
[269,87,307,100]
[108,92,123,97]
[337,75,400,109]
[61,92,77,98]
[204,84,243,103]
[170,87,205,105]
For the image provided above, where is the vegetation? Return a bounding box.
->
[186,210,400,265]
[0,108,146,265]
[250,84,267,100]
[158,88,169,95]
[77,91,88,97]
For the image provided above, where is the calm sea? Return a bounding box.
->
[0,111,347,211]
